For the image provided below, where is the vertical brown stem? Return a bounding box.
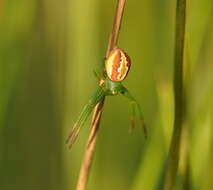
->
[76,1,126,190]
[106,0,126,57]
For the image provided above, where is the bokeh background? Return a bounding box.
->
[0,0,212,189]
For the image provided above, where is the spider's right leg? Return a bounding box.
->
[93,58,107,80]
[66,86,105,148]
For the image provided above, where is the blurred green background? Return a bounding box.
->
[0,0,212,189]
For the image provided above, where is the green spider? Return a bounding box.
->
[66,47,147,148]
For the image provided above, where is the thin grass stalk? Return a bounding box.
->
[76,1,126,190]
[163,0,187,189]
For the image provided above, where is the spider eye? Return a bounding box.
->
[105,48,131,82]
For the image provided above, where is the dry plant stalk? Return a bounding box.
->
[76,1,127,190]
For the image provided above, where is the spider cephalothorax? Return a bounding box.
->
[66,47,146,148]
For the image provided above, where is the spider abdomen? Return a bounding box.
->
[105,48,131,82]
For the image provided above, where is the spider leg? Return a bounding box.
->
[120,86,147,137]
[129,101,136,133]
[93,58,107,81]
[66,86,105,148]
[66,105,92,147]
[93,69,103,81]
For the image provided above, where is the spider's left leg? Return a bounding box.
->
[120,86,147,137]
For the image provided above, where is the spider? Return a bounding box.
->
[66,47,147,148]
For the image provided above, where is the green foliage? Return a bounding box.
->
[0,0,212,190]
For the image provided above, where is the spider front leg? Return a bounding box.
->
[93,58,107,81]
[66,86,105,148]
[120,86,147,137]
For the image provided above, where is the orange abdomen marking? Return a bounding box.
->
[105,48,131,82]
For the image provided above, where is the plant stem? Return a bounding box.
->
[163,0,186,189]
[76,1,126,190]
